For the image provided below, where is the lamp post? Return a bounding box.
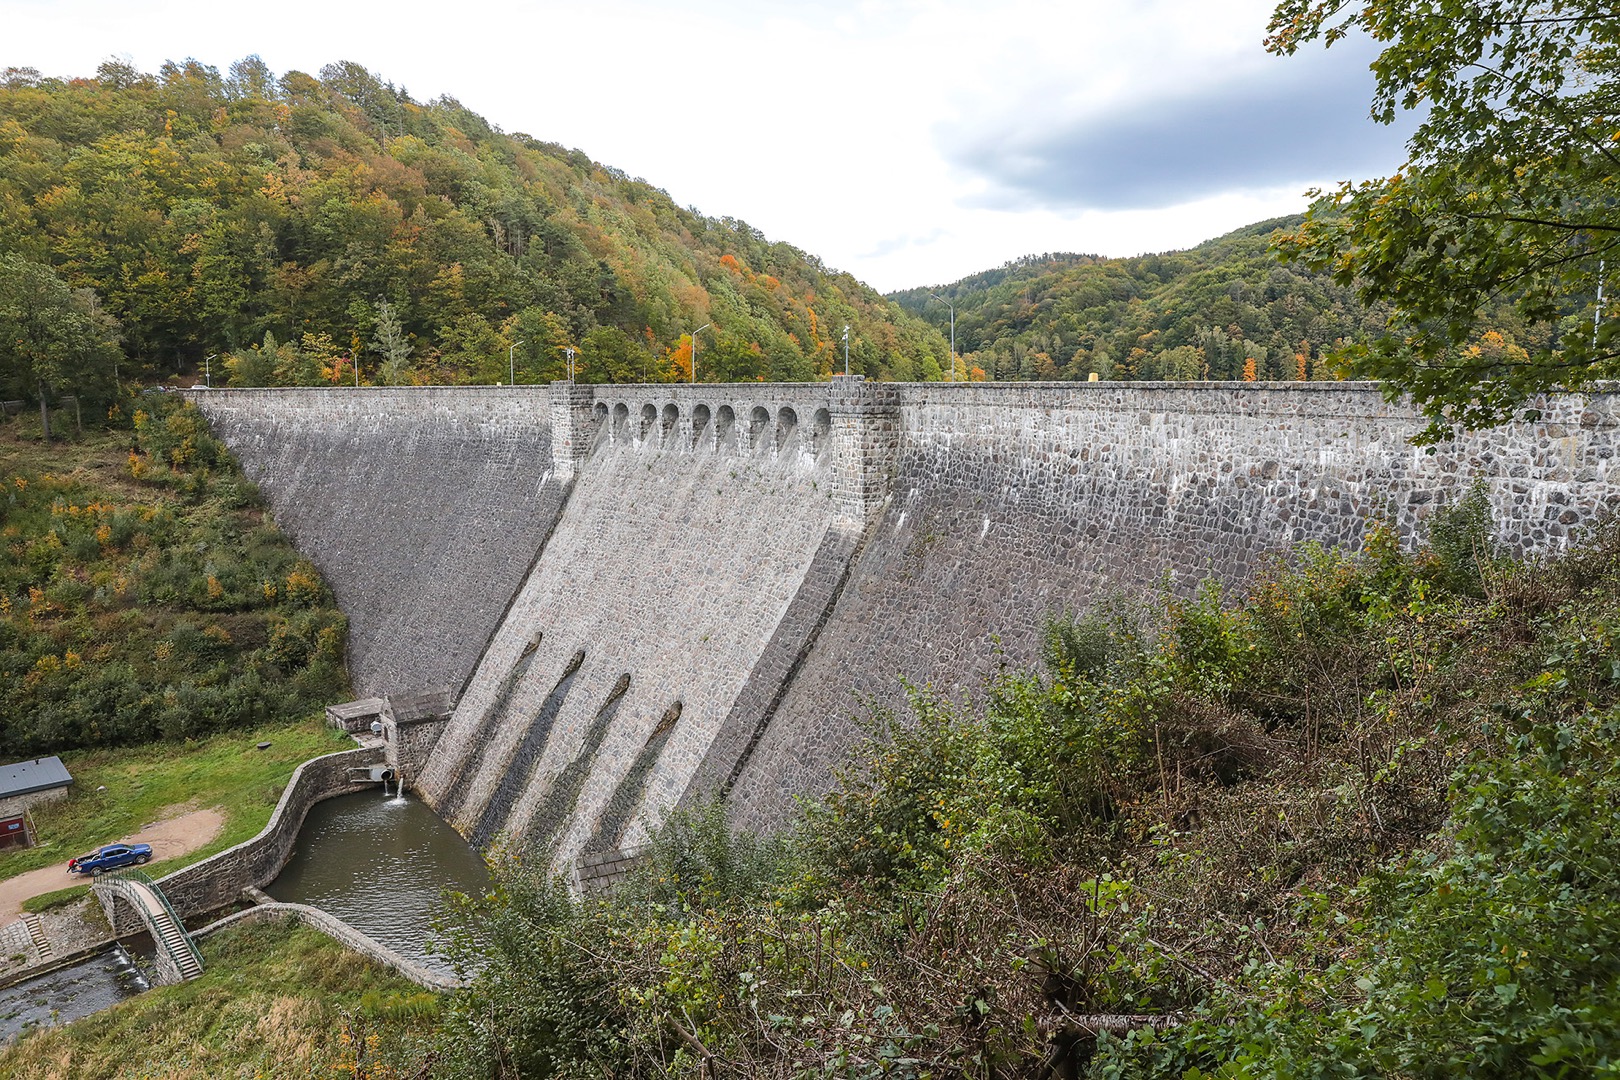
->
[928,294,955,381]
[509,340,525,385]
[204,354,216,388]
[842,325,850,376]
[690,323,710,384]
[560,345,577,382]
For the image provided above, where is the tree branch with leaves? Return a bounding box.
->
[1267,0,1620,441]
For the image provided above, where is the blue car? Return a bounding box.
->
[67,843,152,875]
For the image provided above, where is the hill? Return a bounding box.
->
[890,218,1547,382]
[0,396,347,755]
[0,59,948,393]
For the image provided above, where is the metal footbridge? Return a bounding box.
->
[92,870,204,984]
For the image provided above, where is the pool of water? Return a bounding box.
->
[0,946,147,1041]
[267,791,490,977]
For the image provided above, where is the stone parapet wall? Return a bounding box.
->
[144,747,382,927]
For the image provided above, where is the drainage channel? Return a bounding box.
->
[0,945,148,1041]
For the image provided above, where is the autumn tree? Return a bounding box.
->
[0,255,121,437]
[1267,0,1620,439]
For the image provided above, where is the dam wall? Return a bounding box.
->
[190,387,566,698]
[722,382,1620,828]
[189,381,1620,854]
[411,383,874,859]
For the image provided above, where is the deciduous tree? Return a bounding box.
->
[0,254,121,437]
[1267,0,1620,439]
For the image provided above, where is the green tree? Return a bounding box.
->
[369,298,413,385]
[1267,0,1620,440]
[0,254,121,437]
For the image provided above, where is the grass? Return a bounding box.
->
[0,917,438,1079]
[19,885,88,915]
[1,717,353,883]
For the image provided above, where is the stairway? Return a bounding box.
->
[90,873,205,983]
[142,898,203,981]
[19,912,52,963]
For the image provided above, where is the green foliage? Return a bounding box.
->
[0,395,349,753]
[0,60,947,386]
[0,252,122,432]
[1264,0,1620,439]
[429,497,1620,1079]
[438,862,631,1078]
[1428,481,1498,598]
[890,219,1392,383]
[1105,707,1620,1079]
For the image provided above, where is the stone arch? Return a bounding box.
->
[811,407,832,456]
[640,403,658,441]
[594,402,609,422]
[748,406,771,450]
[691,403,712,448]
[715,405,737,449]
[661,402,680,440]
[776,406,798,451]
[612,402,630,441]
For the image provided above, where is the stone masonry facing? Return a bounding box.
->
[189,381,1620,858]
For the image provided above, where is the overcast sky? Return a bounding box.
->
[4,0,1412,292]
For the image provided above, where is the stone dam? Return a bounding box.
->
[188,379,1620,867]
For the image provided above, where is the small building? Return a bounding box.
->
[381,687,455,781]
[0,756,73,820]
[325,697,387,734]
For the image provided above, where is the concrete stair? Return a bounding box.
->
[18,912,52,962]
[91,874,204,983]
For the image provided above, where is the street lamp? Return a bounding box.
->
[690,324,710,384]
[842,325,850,376]
[509,340,525,385]
[928,294,955,381]
[559,345,577,382]
[204,354,216,388]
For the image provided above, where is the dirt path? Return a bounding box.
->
[0,805,225,921]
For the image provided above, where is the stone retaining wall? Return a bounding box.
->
[132,747,382,930]
[195,903,463,991]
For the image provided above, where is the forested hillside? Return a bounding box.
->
[891,218,1545,383]
[0,396,348,755]
[0,59,948,398]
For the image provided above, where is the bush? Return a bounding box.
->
[0,401,350,754]
[424,500,1620,1080]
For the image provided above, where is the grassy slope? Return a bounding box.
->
[0,919,435,1079]
[0,399,349,757]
